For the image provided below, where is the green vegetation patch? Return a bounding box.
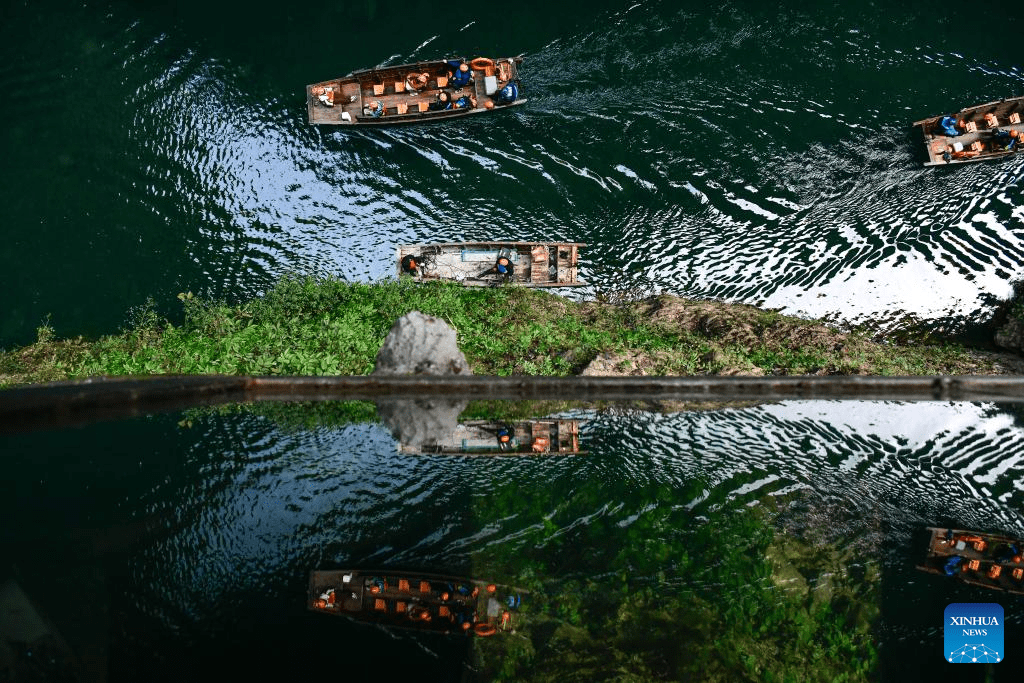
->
[467,482,878,682]
[0,276,999,388]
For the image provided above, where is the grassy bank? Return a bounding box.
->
[0,275,1008,388]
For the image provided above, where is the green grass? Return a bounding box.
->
[0,275,1001,387]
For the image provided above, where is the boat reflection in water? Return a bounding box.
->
[917,526,1024,595]
[308,570,525,637]
[398,419,583,456]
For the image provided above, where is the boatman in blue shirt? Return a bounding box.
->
[448,61,472,88]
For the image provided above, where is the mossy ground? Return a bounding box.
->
[0,275,1009,387]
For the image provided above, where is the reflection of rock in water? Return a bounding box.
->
[372,311,470,450]
[0,580,79,682]
[376,399,468,450]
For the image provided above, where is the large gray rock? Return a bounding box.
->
[995,317,1024,354]
[372,311,470,376]
[372,312,471,450]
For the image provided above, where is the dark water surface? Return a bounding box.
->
[3,0,1024,346]
[2,400,1024,680]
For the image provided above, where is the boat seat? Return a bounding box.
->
[374,598,387,611]
[962,120,977,132]
[396,102,408,115]
[969,141,984,152]
[438,606,451,618]
[988,564,1002,579]
[394,80,405,93]
[418,101,429,112]
[436,75,448,88]
[396,601,407,613]
[984,113,999,128]
[1013,568,1023,580]
[1010,112,1022,124]
[966,559,981,571]
[419,581,431,593]
[373,84,385,96]
[398,579,410,591]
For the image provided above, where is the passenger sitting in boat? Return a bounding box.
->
[366,100,385,118]
[1006,129,1024,151]
[406,72,429,92]
[944,555,964,576]
[452,95,476,109]
[315,87,334,107]
[991,129,1017,150]
[318,588,337,607]
[496,426,514,451]
[995,542,1021,563]
[494,257,513,278]
[429,91,452,111]
[934,115,959,137]
[448,61,472,88]
[496,82,519,105]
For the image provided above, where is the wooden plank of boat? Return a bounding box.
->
[306,57,526,126]
[398,419,587,456]
[397,242,586,287]
[912,96,1024,166]
[916,526,1024,595]
[308,569,525,636]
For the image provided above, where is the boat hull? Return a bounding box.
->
[912,96,1024,166]
[397,242,585,287]
[916,526,1024,595]
[308,569,525,635]
[307,57,525,126]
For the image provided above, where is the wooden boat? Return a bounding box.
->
[397,242,585,287]
[308,569,525,636]
[399,419,584,456]
[916,526,1024,595]
[306,56,525,126]
[912,96,1024,166]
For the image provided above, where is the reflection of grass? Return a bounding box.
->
[469,485,877,682]
[1,275,997,387]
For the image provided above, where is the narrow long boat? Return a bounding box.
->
[912,96,1024,166]
[308,569,525,636]
[399,419,584,456]
[306,56,525,126]
[916,526,1024,595]
[397,242,585,287]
